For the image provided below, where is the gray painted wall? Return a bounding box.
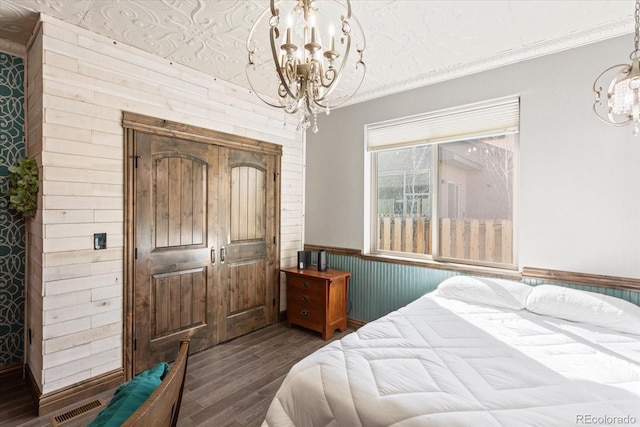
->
[306,34,640,279]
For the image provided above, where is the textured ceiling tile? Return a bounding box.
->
[510,1,634,46]
[422,1,522,65]
[0,0,635,103]
[0,2,39,45]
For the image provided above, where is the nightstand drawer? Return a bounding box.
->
[287,302,325,329]
[288,285,324,308]
[286,275,325,297]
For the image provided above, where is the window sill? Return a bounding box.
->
[361,253,522,280]
[303,244,521,280]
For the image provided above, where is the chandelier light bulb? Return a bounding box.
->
[246,0,366,133]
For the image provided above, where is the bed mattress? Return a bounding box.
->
[263,293,640,426]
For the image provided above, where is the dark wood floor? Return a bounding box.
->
[0,322,351,427]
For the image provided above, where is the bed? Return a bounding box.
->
[263,276,640,426]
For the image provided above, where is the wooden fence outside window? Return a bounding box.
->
[377,215,512,264]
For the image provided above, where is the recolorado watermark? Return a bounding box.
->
[576,414,637,425]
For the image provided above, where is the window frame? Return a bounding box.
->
[364,97,520,270]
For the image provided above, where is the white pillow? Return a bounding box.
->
[436,275,532,310]
[525,285,640,335]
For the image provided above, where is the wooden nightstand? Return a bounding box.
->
[282,267,350,340]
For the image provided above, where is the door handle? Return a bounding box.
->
[211,248,216,265]
[220,247,226,263]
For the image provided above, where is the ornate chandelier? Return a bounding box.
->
[593,0,640,135]
[247,0,366,133]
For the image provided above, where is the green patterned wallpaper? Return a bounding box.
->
[0,52,25,369]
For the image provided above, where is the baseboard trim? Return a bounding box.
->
[27,364,124,416]
[347,317,366,330]
[0,364,23,381]
[281,312,365,332]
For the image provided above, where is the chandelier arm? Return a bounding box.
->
[314,35,353,103]
[287,59,300,84]
[246,3,273,52]
[592,63,632,124]
[314,61,366,109]
[603,110,632,126]
[592,63,631,93]
[244,0,287,110]
[348,13,367,58]
[245,64,287,110]
[269,26,299,101]
[315,11,367,104]
[313,60,335,89]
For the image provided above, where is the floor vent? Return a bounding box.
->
[50,399,105,426]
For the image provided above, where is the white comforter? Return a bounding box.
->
[263,293,640,426]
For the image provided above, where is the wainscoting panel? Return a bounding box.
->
[0,51,25,369]
[324,253,640,323]
[326,254,458,322]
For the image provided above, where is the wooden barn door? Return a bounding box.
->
[133,132,219,373]
[125,112,281,377]
[217,148,279,341]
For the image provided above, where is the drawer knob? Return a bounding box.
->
[300,309,309,316]
[301,295,309,302]
[302,281,309,288]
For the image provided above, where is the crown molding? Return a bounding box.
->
[345,17,634,107]
[0,38,26,57]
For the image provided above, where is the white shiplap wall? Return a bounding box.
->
[30,14,304,395]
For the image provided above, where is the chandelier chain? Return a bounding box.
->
[635,0,640,56]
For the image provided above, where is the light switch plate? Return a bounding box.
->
[94,233,107,250]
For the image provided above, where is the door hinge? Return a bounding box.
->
[274,171,279,181]
[273,298,276,307]
[273,236,276,245]
[134,339,137,351]
[131,155,141,168]
[134,248,138,259]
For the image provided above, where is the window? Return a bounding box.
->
[366,97,519,269]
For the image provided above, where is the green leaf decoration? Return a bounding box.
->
[6,156,39,218]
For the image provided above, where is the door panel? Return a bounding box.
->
[228,260,266,314]
[230,166,265,241]
[218,148,277,341]
[151,268,206,337]
[134,133,218,374]
[154,155,205,247]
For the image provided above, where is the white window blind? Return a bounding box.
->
[366,96,519,151]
